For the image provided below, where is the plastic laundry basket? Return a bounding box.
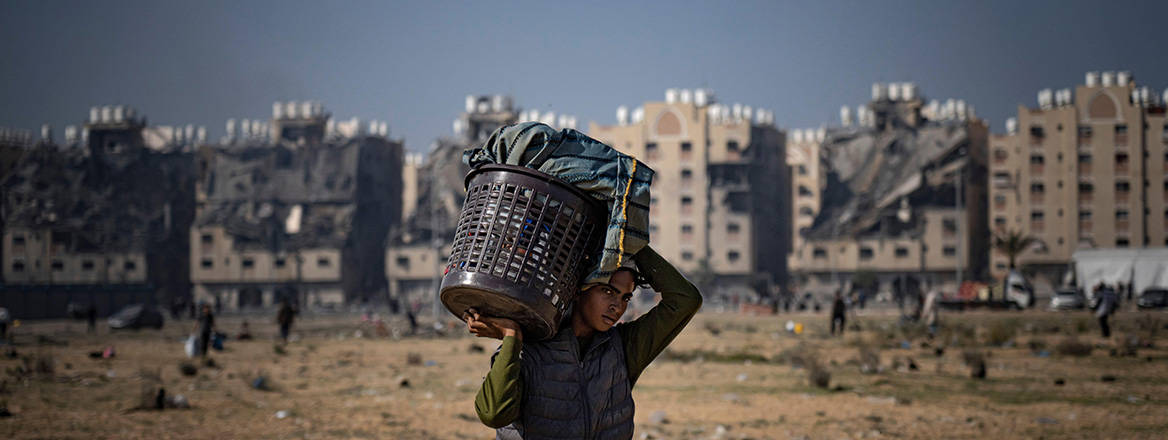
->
[440,164,606,340]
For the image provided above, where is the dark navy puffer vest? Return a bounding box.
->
[496,327,635,440]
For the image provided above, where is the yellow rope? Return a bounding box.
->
[616,158,637,268]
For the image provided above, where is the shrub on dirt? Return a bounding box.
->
[1055,337,1093,357]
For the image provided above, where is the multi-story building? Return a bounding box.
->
[589,89,789,301]
[789,83,988,301]
[989,72,1168,288]
[191,102,403,310]
[1,107,196,318]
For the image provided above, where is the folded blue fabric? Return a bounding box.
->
[464,122,654,284]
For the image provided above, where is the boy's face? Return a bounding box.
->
[576,270,636,332]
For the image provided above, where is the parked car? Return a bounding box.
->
[1137,288,1168,310]
[108,304,164,330]
[1049,288,1085,310]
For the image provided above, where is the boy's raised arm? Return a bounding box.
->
[618,245,703,385]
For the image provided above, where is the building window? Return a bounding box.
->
[12,235,25,247]
[859,247,874,260]
[242,258,255,269]
[992,172,1010,188]
[317,257,331,267]
[994,217,1006,228]
[1078,125,1093,140]
[681,251,694,261]
[1031,211,1044,221]
[993,194,1007,208]
[1030,182,1045,193]
[1117,238,1130,247]
[275,258,286,268]
[649,224,659,234]
[124,261,136,271]
[895,247,909,257]
[82,260,94,271]
[726,141,739,152]
[727,251,740,262]
[201,259,213,269]
[1032,124,1051,138]
[51,260,64,271]
[799,206,815,217]
[797,165,807,175]
[650,197,658,206]
[681,224,694,241]
[1116,153,1129,173]
[1030,154,1044,165]
[943,246,957,257]
[396,256,410,269]
[201,234,213,244]
[1117,210,1129,221]
[798,185,813,197]
[680,169,693,187]
[646,142,659,160]
[1116,181,1130,192]
[12,261,24,272]
[1080,211,1092,220]
[993,148,1008,163]
[680,142,693,160]
[1078,153,1091,163]
[812,248,827,259]
[942,218,958,237]
[680,196,694,215]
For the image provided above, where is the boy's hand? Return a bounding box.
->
[462,308,522,341]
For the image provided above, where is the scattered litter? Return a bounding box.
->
[179,363,198,376]
[275,410,289,419]
[424,392,434,399]
[468,343,485,353]
[251,376,270,391]
[407,353,423,366]
[168,394,190,409]
[900,341,911,349]
[1034,350,1050,358]
[867,396,897,405]
[1101,375,1117,382]
[424,360,437,367]
[398,377,411,388]
[1036,417,1058,425]
[1054,378,1065,386]
[649,410,668,425]
[106,369,116,379]
[1126,395,1142,403]
[736,373,748,382]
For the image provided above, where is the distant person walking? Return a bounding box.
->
[276,300,296,344]
[1096,284,1118,338]
[922,289,940,338]
[0,307,10,343]
[830,291,847,336]
[86,305,97,333]
[194,304,215,357]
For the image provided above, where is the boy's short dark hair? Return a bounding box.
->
[613,266,650,289]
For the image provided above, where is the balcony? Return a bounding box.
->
[1079,163,1092,176]
[1030,164,1044,175]
[1031,220,1045,233]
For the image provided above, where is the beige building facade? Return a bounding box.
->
[589,89,789,299]
[989,72,1168,285]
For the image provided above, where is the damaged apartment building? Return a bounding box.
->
[1,107,196,318]
[192,102,402,310]
[590,89,790,303]
[988,72,1168,288]
[387,95,581,312]
[788,83,989,300]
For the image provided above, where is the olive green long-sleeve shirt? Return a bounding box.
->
[474,246,703,428]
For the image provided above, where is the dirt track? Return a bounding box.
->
[2,309,1166,439]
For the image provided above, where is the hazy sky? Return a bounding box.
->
[2,0,1166,152]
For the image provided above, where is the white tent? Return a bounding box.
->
[1073,247,1168,294]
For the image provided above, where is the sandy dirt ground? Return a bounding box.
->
[1,307,1166,439]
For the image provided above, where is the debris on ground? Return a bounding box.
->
[649,410,668,425]
[468,343,485,353]
[962,350,986,379]
[179,363,198,376]
[407,353,423,366]
[1101,375,1117,383]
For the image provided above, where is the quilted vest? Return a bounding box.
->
[496,327,634,440]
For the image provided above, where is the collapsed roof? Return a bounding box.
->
[806,121,974,240]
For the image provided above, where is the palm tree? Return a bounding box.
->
[992,230,1038,303]
[992,230,1037,270]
